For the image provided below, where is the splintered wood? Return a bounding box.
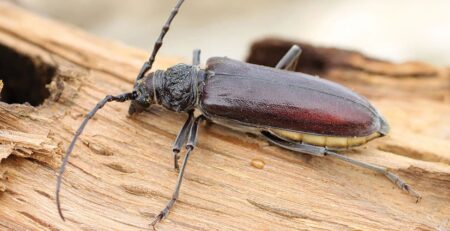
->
[0,130,60,167]
[0,2,449,231]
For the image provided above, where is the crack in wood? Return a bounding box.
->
[19,211,59,231]
[104,162,135,173]
[121,184,168,199]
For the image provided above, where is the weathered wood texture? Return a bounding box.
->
[0,2,449,230]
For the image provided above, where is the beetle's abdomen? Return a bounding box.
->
[270,129,381,149]
[200,57,388,138]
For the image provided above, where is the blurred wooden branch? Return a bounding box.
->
[0,2,449,230]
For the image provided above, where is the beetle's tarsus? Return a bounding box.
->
[150,211,166,230]
[386,172,421,202]
[149,192,178,229]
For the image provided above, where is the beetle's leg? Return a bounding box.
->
[324,150,421,202]
[172,110,195,170]
[261,131,421,202]
[192,49,201,66]
[261,131,325,157]
[275,45,302,71]
[150,115,204,229]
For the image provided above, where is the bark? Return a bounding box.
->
[0,2,449,230]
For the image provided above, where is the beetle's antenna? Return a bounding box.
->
[56,92,136,221]
[136,0,186,80]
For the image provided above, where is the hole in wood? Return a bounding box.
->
[0,43,56,106]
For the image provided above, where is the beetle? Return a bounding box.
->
[56,0,421,228]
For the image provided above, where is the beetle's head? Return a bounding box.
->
[128,72,155,115]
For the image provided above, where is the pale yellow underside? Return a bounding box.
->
[271,129,381,149]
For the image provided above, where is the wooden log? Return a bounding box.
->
[0,2,449,230]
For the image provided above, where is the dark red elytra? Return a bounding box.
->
[201,57,384,137]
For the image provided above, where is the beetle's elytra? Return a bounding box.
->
[56,0,420,228]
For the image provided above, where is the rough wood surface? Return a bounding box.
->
[0,2,449,231]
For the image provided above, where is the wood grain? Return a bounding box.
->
[0,3,449,231]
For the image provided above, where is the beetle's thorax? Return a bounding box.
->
[153,63,200,112]
[129,63,205,115]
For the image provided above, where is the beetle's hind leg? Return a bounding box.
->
[261,131,421,202]
[324,151,421,202]
[151,115,204,229]
[275,45,302,71]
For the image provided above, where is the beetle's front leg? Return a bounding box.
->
[151,115,205,229]
[172,110,195,170]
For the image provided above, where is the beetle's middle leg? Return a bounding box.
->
[261,131,421,202]
[151,115,204,229]
[192,49,201,66]
[275,45,302,71]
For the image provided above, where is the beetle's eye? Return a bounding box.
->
[135,85,151,107]
[128,82,152,115]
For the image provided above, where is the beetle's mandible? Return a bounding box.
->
[55,0,421,228]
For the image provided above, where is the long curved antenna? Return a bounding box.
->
[56,92,136,221]
[136,0,186,80]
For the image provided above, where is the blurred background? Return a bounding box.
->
[12,0,450,65]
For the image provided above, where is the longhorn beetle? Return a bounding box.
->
[56,0,421,228]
